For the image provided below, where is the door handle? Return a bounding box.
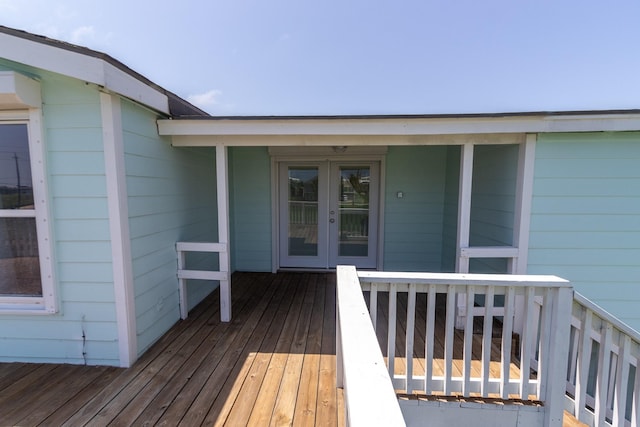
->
[329,218,335,223]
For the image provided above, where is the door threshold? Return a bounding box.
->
[277,267,379,273]
[277,267,336,273]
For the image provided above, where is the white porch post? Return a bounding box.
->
[216,144,231,322]
[455,143,473,329]
[512,134,536,334]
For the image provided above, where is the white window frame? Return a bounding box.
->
[0,110,57,313]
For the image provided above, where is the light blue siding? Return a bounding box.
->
[468,144,518,273]
[469,144,518,247]
[529,132,640,331]
[229,147,272,272]
[121,99,217,356]
[0,66,119,366]
[441,146,460,272]
[383,146,448,271]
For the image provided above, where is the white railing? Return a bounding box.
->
[565,293,640,427]
[336,266,406,427]
[176,241,230,322]
[337,266,573,427]
[289,201,318,225]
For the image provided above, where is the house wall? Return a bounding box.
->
[383,146,448,271]
[121,99,217,356]
[228,147,272,272]
[468,144,519,273]
[0,62,119,365]
[529,132,640,331]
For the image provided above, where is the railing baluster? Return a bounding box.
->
[567,325,579,388]
[370,282,378,331]
[520,286,535,400]
[481,285,495,397]
[614,335,632,426]
[501,286,515,399]
[575,307,594,422]
[595,323,613,426]
[444,285,456,395]
[462,285,475,397]
[633,358,640,427]
[425,283,436,395]
[406,282,416,394]
[388,282,397,380]
[537,288,554,401]
[177,247,187,319]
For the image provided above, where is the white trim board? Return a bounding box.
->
[158,113,640,137]
[0,32,169,114]
[0,71,41,109]
[101,92,137,367]
[169,133,526,147]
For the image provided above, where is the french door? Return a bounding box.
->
[278,161,379,269]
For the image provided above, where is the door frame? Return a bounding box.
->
[269,146,387,272]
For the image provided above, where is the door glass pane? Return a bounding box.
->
[0,217,42,296]
[288,167,319,256]
[339,167,369,257]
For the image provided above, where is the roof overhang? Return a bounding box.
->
[0,29,169,114]
[158,111,640,147]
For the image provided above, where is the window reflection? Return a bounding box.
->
[0,217,42,296]
[0,124,42,297]
[288,167,319,256]
[339,167,369,257]
[0,124,34,210]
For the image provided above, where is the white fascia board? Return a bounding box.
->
[102,62,168,113]
[169,133,525,147]
[0,32,168,114]
[158,113,640,136]
[0,71,41,109]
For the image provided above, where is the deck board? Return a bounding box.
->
[0,272,577,426]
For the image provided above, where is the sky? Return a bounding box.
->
[1,0,639,116]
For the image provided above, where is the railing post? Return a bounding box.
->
[216,144,231,322]
[542,287,573,426]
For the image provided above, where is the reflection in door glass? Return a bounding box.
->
[288,167,318,256]
[339,167,369,257]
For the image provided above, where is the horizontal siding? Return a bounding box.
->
[441,146,460,272]
[469,144,518,249]
[121,99,217,357]
[229,147,272,272]
[529,132,640,332]
[0,67,119,366]
[383,146,447,271]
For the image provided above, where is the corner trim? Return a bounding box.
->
[101,92,137,367]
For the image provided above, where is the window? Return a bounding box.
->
[0,118,55,312]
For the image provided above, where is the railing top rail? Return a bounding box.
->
[336,265,406,426]
[176,241,227,253]
[357,271,571,288]
[574,291,640,344]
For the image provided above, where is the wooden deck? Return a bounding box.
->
[0,271,583,426]
[0,272,342,426]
